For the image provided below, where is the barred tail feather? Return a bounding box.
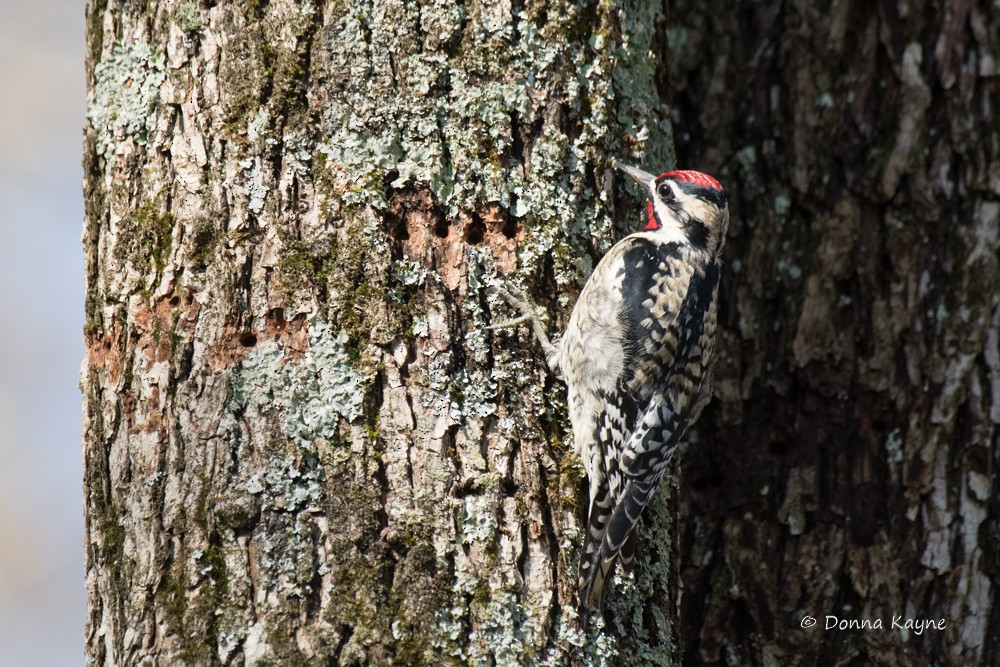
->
[618,530,638,569]
[578,479,658,610]
[577,482,612,607]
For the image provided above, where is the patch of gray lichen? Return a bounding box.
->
[88,43,166,158]
[231,319,368,446]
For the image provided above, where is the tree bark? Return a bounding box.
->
[83,1,682,665]
[669,0,1000,664]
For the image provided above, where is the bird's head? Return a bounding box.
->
[615,162,729,257]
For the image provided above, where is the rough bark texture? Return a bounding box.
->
[83,1,682,665]
[669,0,1000,664]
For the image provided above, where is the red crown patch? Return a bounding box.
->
[660,170,723,191]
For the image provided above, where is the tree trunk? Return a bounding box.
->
[669,0,1000,664]
[83,1,682,665]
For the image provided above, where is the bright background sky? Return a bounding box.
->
[0,2,87,664]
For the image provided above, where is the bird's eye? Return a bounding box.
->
[657,182,674,201]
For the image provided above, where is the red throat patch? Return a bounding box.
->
[645,201,659,230]
[660,170,723,191]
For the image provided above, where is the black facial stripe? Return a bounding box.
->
[675,181,727,209]
[684,219,710,249]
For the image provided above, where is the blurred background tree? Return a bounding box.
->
[670,1,999,663]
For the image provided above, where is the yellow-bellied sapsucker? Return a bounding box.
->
[492,162,728,610]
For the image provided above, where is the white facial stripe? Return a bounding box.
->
[650,197,687,243]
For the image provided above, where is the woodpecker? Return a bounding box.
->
[492,162,728,610]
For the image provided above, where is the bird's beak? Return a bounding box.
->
[613,161,656,198]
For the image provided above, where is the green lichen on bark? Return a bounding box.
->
[115,201,176,287]
[174,1,204,33]
[217,1,319,141]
